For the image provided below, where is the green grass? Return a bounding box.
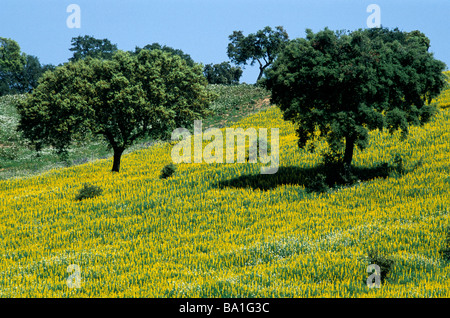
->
[204,84,271,129]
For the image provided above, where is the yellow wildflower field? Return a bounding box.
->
[1,82,450,297]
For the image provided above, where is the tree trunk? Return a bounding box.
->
[257,68,264,82]
[257,64,269,82]
[343,136,355,166]
[112,147,124,172]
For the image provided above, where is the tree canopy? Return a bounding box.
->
[264,27,447,166]
[13,55,57,93]
[133,43,195,67]
[0,37,26,95]
[227,26,289,82]
[17,50,213,172]
[69,35,118,62]
[0,38,54,96]
[203,61,242,85]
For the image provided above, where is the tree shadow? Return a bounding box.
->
[217,166,316,191]
[216,163,393,192]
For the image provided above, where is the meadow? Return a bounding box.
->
[0,76,449,297]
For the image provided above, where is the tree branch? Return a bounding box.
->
[256,59,263,69]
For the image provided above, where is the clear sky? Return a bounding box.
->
[1,0,449,83]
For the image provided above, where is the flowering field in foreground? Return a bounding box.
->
[1,90,450,297]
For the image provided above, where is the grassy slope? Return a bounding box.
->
[0,81,449,297]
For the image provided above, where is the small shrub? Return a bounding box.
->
[75,183,103,201]
[367,249,394,284]
[160,163,176,179]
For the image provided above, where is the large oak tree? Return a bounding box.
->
[227,26,289,82]
[17,50,213,172]
[264,27,447,166]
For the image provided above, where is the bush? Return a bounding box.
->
[75,183,103,201]
[160,163,176,179]
[367,249,394,284]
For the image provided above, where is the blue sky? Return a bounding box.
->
[1,0,449,83]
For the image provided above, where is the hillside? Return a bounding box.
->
[0,77,449,297]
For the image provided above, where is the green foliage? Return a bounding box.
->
[264,27,447,166]
[16,50,214,172]
[0,38,54,96]
[12,55,42,93]
[75,183,103,201]
[0,95,27,160]
[160,163,176,179]
[0,144,19,160]
[227,26,289,82]
[133,43,195,67]
[337,163,358,185]
[203,62,242,85]
[0,38,25,73]
[69,35,118,62]
[0,37,26,96]
[13,55,55,94]
[367,249,394,284]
